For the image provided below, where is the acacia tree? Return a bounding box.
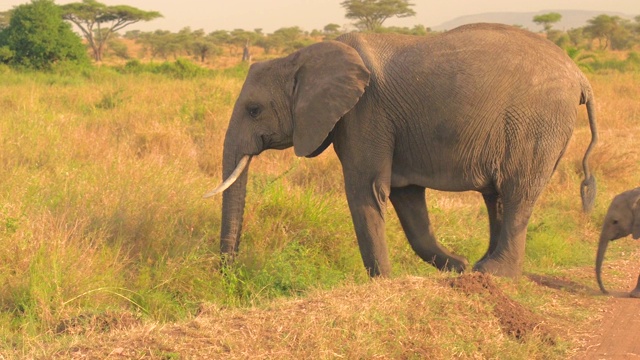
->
[60,0,161,61]
[191,30,220,63]
[137,30,181,60]
[584,14,630,50]
[271,26,309,53]
[567,27,585,46]
[533,12,562,32]
[341,0,416,32]
[324,23,341,34]
[320,23,343,40]
[178,28,221,63]
[225,29,261,61]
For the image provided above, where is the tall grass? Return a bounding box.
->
[0,64,638,354]
[0,68,239,345]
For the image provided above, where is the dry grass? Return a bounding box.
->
[44,272,603,360]
[0,65,639,358]
[37,249,640,360]
[563,72,640,187]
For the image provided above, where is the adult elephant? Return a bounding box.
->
[206,23,598,278]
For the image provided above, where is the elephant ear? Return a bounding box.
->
[632,196,640,239]
[291,41,370,157]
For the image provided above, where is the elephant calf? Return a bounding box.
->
[596,188,640,297]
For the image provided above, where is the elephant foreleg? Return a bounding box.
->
[389,185,468,272]
[343,175,392,277]
[479,193,503,262]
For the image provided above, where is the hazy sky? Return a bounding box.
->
[0,0,638,33]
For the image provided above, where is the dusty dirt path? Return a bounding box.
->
[580,294,640,359]
[573,250,640,360]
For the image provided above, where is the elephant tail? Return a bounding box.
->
[580,85,598,213]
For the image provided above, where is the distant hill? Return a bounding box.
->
[433,10,635,32]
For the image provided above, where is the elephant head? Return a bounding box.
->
[596,188,640,294]
[204,41,370,263]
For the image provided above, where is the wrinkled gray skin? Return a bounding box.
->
[596,188,640,297]
[213,23,598,278]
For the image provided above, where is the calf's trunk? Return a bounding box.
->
[595,234,610,294]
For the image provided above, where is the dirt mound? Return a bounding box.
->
[450,272,555,343]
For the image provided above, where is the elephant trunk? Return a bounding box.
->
[217,146,252,263]
[595,233,610,294]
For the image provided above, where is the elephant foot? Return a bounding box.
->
[431,254,469,273]
[472,257,521,278]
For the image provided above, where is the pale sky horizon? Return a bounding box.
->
[0,0,638,34]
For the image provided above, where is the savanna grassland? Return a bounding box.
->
[0,60,639,358]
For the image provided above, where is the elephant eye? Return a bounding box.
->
[247,104,262,118]
[612,220,619,225]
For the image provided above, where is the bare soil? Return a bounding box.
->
[450,272,556,343]
[581,296,640,359]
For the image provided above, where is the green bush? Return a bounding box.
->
[122,58,145,74]
[590,53,640,72]
[118,58,213,79]
[155,58,211,79]
[0,0,89,70]
[218,62,250,79]
[0,45,13,62]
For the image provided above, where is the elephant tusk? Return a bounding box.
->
[203,155,251,198]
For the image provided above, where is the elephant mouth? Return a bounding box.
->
[261,133,292,151]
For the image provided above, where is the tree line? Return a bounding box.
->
[0,0,429,68]
[0,0,638,71]
[119,12,640,65]
[116,24,429,63]
[534,12,640,51]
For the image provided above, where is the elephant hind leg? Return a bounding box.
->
[479,192,503,262]
[472,206,529,276]
[473,184,544,277]
[389,185,468,272]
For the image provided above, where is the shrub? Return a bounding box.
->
[108,39,130,60]
[219,62,250,79]
[118,58,212,79]
[0,0,89,70]
[122,58,145,74]
[0,45,13,62]
[156,58,211,79]
[590,51,640,73]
